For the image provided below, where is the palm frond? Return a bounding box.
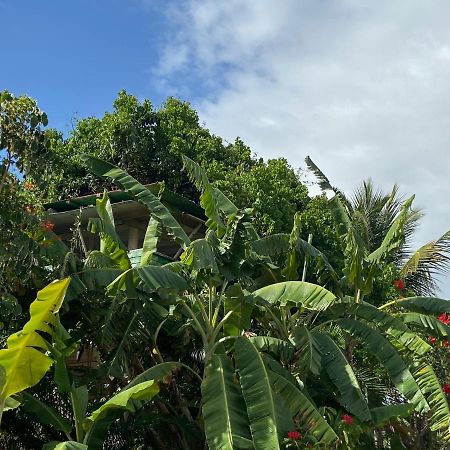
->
[400,230,450,296]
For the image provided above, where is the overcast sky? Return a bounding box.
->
[2,0,450,294]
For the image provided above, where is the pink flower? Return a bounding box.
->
[342,414,353,425]
[287,430,301,440]
[442,341,449,348]
[429,336,437,345]
[393,279,405,290]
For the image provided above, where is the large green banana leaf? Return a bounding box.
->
[268,370,338,445]
[22,392,72,437]
[235,337,292,450]
[81,154,190,249]
[252,281,336,311]
[313,331,372,421]
[140,217,161,266]
[386,296,450,314]
[345,302,431,355]
[0,278,71,403]
[182,154,227,235]
[400,312,450,338]
[335,319,429,412]
[83,380,159,449]
[202,354,252,450]
[292,326,322,375]
[88,191,131,271]
[248,336,295,363]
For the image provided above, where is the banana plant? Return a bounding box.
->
[0,277,71,424]
[78,154,339,449]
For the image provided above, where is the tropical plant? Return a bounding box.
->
[2,153,450,450]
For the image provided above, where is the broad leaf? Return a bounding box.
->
[182,154,226,235]
[235,337,292,449]
[202,354,252,450]
[84,380,159,449]
[0,278,71,401]
[400,312,450,338]
[370,403,414,426]
[252,281,336,311]
[181,238,219,273]
[125,362,181,389]
[223,285,254,336]
[22,392,72,435]
[140,217,161,266]
[292,326,322,376]
[81,155,190,249]
[346,302,431,356]
[248,336,295,363]
[269,370,338,445]
[313,332,372,421]
[386,296,450,315]
[335,319,429,413]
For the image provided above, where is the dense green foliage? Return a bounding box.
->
[1,90,450,449]
[30,91,309,235]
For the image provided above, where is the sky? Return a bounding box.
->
[2,0,450,295]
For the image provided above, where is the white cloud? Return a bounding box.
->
[156,0,450,294]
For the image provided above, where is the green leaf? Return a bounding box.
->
[140,217,161,266]
[71,384,88,442]
[181,238,219,273]
[400,312,450,338]
[370,403,414,426]
[182,155,226,235]
[86,380,159,423]
[88,191,130,271]
[313,332,372,421]
[125,362,181,389]
[202,354,252,450]
[346,302,431,356]
[0,278,71,401]
[248,336,295,363]
[108,265,188,296]
[252,281,336,311]
[367,196,414,264]
[292,326,322,376]
[409,360,450,433]
[43,442,87,450]
[388,296,450,315]
[251,234,289,258]
[81,154,190,249]
[268,369,338,445]
[235,337,291,449]
[22,392,72,436]
[335,318,429,413]
[223,285,254,336]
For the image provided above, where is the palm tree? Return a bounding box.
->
[305,156,450,296]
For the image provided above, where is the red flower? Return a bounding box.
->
[342,414,353,425]
[443,384,450,395]
[40,221,54,232]
[393,279,405,290]
[287,430,301,440]
[438,313,450,325]
[429,336,437,344]
[443,341,449,348]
